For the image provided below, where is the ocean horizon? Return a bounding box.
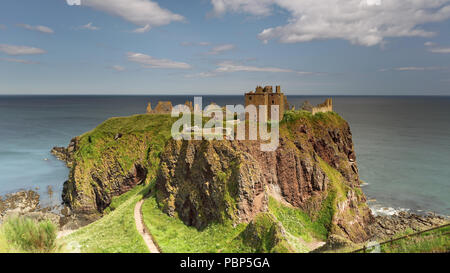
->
[0,95,449,216]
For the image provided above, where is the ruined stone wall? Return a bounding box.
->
[312,98,333,115]
[245,92,269,121]
[147,100,195,114]
[245,85,288,121]
[268,93,285,120]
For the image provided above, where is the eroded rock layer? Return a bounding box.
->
[156,112,374,242]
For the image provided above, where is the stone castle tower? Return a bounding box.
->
[245,85,289,121]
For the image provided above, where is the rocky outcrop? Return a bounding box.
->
[51,115,176,221]
[0,190,68,228]
[156,111,374,242]
[368,211,448,240]
[51,137,79,167]
[156,140,268,229]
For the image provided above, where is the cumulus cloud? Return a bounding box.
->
[79,22,100,30]
[424,41,436,47]
[211,0,450,46]
[206,44,235,55]
[0,44,46,55]
[111,65,126,71]
[0,57,38,64]
[82,0,184,27]
[133,24,151,33]
[126,52,191,69]
[215,61,314,75]
[17,24,54,34]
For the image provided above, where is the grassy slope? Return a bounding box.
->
[63,185,150,253]
[141,194,252,253]
[379,225,450,253]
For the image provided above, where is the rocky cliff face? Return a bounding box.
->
[51,115,177,221]
[53,111,373,243]
[156,111,374,242]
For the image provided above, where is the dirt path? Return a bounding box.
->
[134,199,160,253]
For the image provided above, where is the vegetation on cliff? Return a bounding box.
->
[56,110,374,253]
[61,114,178,219]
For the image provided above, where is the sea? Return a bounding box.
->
[0,95,449,216]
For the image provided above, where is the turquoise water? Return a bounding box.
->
[0,95,448,215]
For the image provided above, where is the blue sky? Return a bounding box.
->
[1,0,450,95]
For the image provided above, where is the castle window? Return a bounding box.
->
[249,96,252,100]
[272,100,275,104]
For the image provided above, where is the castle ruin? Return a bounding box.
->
[146,86,333,119]
[244,85,290,121]
[311,98,333,115]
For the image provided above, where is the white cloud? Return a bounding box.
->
[79,22,100,30]
[425,41,436,47]
[206,44,235,55]
[133,24,151,33]
[126,52,191,69]
[215,61,314,75]
[185,72,217,78]
[82,0,184,27]
[211,0,273,16]
[17,24,54,34]
[181,41,211,46]
[396,66,446,71]
[0,44,46,55]
[429,47,450,53]
[380,66,448,71]
[0,57,38,64]
[111,65,125,71]
[211,0,450,46]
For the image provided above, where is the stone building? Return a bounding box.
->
[244,85,289,121]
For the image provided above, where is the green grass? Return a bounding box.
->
[282,110,344,125]
[0,217,59,253]
[141,196,253,253]
[268,197,328,243]
[75,114,177,174]
[238,212,292,253]
[62,184,150,253]
[379,225,450,253]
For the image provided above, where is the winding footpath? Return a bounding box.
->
[134,199,160,253]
